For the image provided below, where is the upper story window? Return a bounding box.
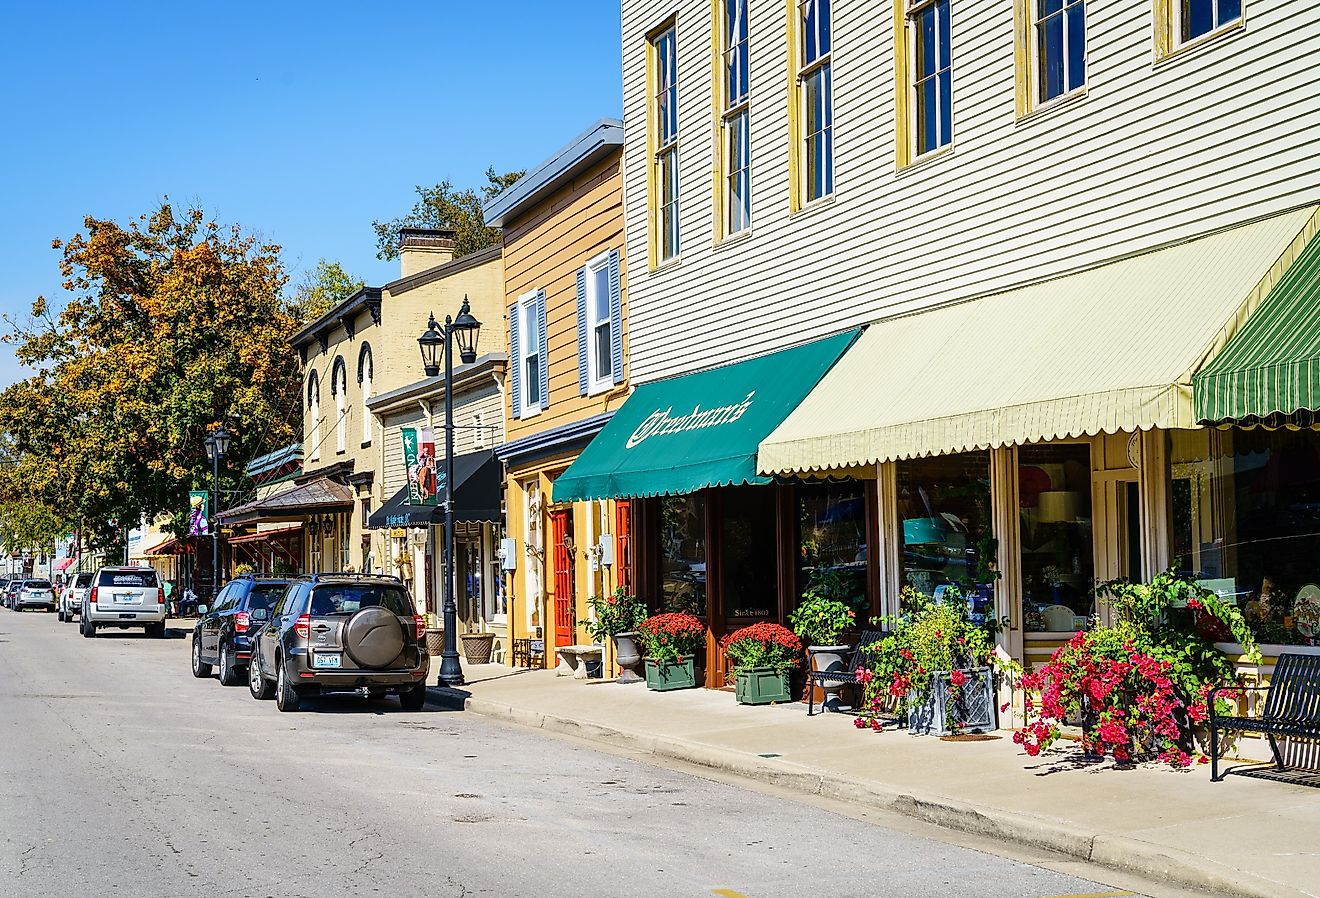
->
[795,0,833,205]
[1179,0,1242,44]
[909,0,953,157]
[331,356,347,454]
[650,22,680,265]
[357,343,374,446]
[306,370,321,461]
[720,0,751,236]
[511,288,547,419]
[578,249,623,396]
[1034,0,1085,104]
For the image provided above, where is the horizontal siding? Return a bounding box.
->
[502,152,631,443]
[381,406,428,499]
[620,0,1320,384]
[380,383,506,500]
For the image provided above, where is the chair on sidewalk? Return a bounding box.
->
[807,629,884,716]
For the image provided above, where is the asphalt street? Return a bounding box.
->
[1,609,1156,898]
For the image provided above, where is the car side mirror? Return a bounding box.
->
[198,604,209,615]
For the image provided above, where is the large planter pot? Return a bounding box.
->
[612,632,644,684]
[424,628,444,657]
[735,666,792,705]
[808,644,853,711]
[644,657,697,691]
[906,667,996,736]
[460,632,495,665]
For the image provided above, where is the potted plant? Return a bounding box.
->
[637,612,705,691]
[421,611,444,656]
[789,576,857,707]
[1015,571,1259,767]
[720,623,802,705]
[856,587,998,736]
[587,587,646,683]
[460,630,496,664]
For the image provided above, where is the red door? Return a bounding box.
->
[551,509,575,649]
[615,500,633,596]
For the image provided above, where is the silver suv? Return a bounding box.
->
[81,566,167,638]
[14,579,57,612]
[58,572,94,622]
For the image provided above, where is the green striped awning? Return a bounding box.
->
[1195,219,1320,424]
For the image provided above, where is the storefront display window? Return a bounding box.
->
[897,452,994,622]
[1019,444,1094,632]
[660,494,707,618]
[1169,427,1320,647]
[720,487,777,620]
[797,481,868,613]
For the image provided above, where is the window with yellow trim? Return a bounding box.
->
[719,0,751,236]
[1155,0,1243,59]
[793,0,832,204]
[650,23,680,263]
[906,0,952,157]
[1032,0,1086,106]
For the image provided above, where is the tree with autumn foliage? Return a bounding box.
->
[0,201,302,548]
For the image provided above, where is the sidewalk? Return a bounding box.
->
[440,665,1319,898]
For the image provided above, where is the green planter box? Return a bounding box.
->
[644,658,697,691]
[734,666,791,705]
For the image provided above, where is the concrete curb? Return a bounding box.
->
[450,691,1309,898]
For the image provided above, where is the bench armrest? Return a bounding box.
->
[1208,683,1267,721]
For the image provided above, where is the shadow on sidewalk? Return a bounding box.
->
[1225,764,1320,788]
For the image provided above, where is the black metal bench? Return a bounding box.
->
[807,629,884,716]
[1210,652,1320,782]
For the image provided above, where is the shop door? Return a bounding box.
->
[550,510,575,649]
[711,486,779,687]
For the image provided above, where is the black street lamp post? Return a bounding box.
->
[418,297,481,688]
[203,425,230,600]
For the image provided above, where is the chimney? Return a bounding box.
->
[398,228,456,278]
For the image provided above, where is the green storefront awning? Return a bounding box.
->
[551,330,860,502]
[1195,222,1320,423]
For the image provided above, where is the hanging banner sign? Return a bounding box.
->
[188,491,210,537]
[402,427,439,506]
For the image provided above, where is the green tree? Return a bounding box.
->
[0,201,301,547]
[287,258,364,323]
[372,167,524,261]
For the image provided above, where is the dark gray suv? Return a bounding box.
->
[247,574,429,712]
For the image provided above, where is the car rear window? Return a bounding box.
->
[247,585,286,613]
[97,570,159,588]
[74,573,94,588]
[308,584,413,617]
[26,580,52,589]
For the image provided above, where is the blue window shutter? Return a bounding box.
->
[608,249,623,385]
[575,267,589,396]
[537,289,549,410]
[509,303,522,419]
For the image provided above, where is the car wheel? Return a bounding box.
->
[146,621,166,639]
[57,610,66,622]
[218,642,242,687]
[249,650,274,700]
[399,682,427,711]
[275,659,301,712]
[81,617,96,638]
[191,634,213,678]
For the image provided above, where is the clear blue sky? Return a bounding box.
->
[0,1,623,387]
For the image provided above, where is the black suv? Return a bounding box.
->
[247,574,429,712]
[192,574,291,686]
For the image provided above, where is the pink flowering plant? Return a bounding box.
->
[855,587,996,733]
[1016,571,1260,767]
[585,588,644,643]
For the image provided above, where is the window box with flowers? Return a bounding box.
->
[856,588,998,736]
[638,612,706,691]
[720,623,803,705]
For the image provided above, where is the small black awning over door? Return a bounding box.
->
[368,450,502,529]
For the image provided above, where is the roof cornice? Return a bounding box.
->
[483,118,624,228]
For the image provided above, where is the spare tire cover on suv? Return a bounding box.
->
[342,606,406,669]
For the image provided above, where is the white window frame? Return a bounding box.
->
[652,24,680,264]
[360,348,373,446]
[517,289,542,419]
[796,0,833,205]
[1174,0,1242,48]
[333,363,347,454]
[1030,0,1086,106]
[721,0,751,236]
[308,372,322,462]
[907,0,954,159]
[584,251,614,395]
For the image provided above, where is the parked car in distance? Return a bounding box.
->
[0,579,11,609]
[58,572,94,622]
[14,579,57,612]
[191,574,290,686]
[248,574,429,712]
[81,566,167,638]
[3,580,22,610]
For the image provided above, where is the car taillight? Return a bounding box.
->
[235,611,250,635]
[414,615,425,641]
[294,614,310,640]
[89,587,98,606]
[157,587,165,605]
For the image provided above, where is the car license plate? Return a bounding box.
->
[115,593,135,604]
[313,653,342,669]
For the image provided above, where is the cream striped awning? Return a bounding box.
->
[759,206,1320,474]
